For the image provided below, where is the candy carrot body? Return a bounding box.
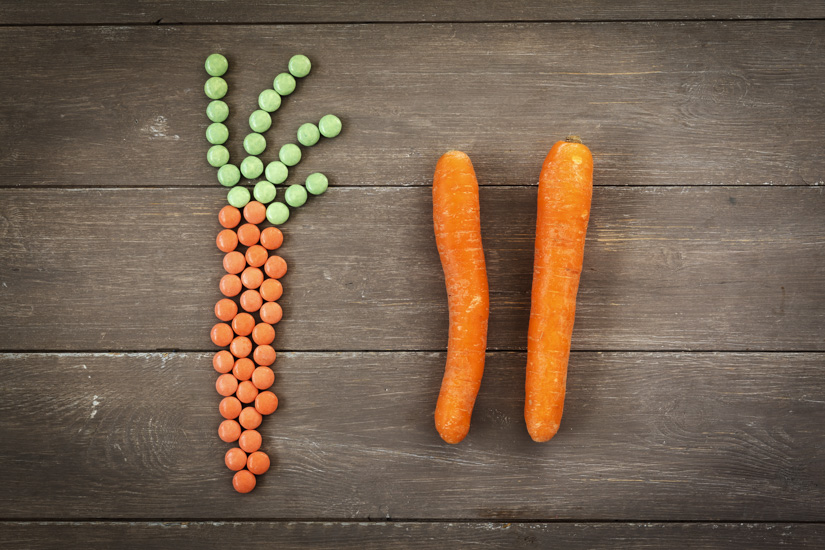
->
[432,151,489,444]
[525,138,593,442]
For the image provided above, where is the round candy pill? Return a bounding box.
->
[255,391,279,415]
[247,451,271,475]
[260,227,283,250]
[253,345,276,367]
[252,366,274,390]
[260,278,283,302]
[258,89,281,112]
[219,205,241,229]
[237,223,261,247]
[239,406,263,430]
[297,123,320,147]
[239,429,262,453]
[246,245,268,268]
[223,251,246,274]
[264,256,287,279]
[216,229,238,253]
[284,184,307,207]
[227,186,251,209]
[218,419,241,442]
[265,161,288,185]
[253,181,277,204]
[252,322,275,346]
[288,54,311,78]
[240,289,263,312]
[273,72,296,95]
[230,336,253,358]
[225,447,247,471]
[305,172,328,195]
[205,53,228,77]
[211,323,234,347]
[215,298,238,321]
[232,312,255,336]
[204,76,227,99]
[278,144,301,167]
[240,156,264,179]
[206,122,229,145]
[206,100,229,123]
[213,350,235,374]
[244,201,267,224]
[266,202,290,225]
[220,396,243,420]
[248,110,272,133]
[240,267,264,290]
[216,373,239,397]
[233,357,255,381]
[220,274,242,297]
[233,469,256,493]
[217,163,240,187]
[318,114,342,138]
[207,145,230,167]
[237,380,259,403]
[260,302,283,325]
[243,133,266,156]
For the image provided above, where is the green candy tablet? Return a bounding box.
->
[273,73,296,96]
[279,143,301,166]
[206,123,229,145]
[265,161,288,184]
[204,76,227,100]
[240,156,264,179]
[207,145,230,167]
[266,202,290,225]
[217,163,240,187]
[254,180,277,204]
[305,172,328,195]
[318,114,342,138]
[288,55,311,78]
[249,110,272,133]
[227,186,251,208]
[258,89,281,112]
[284,184,308,207]
[205,53,228,77]
[206,100,229,123]
[297,123,320,147]
[244,133,266,156]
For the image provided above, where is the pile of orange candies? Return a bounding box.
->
[212,201,287,493]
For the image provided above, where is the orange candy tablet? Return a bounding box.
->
[213,350,235,374]
[239,429,262,453]
[225,447,247,471]
[237,223,261,247]
[260,278,283,302]
[237,380,259,403]
[241,267,264,289]
[251,323,275,346]
[214,298,238,322]
[264,255,287,279]
[253,345,276,367]
[240,289,263,313]
[247,451,271,475]
[244,201,267,224]
[260,227,283,250]
[211,323,233,347]
[259,302,283,324]
[231,312,255,337]
[230,336,253,358]
[219,396,243,419]
[255,391,279,415]
[233,469,256,493]
[239,406,263,430]
[218,419,241,442]
[216,373,239,397]
[246,245,268,268]
[219,205,241,229]
[251,366,274,390]
[223,251,246,274]
[216,229,238,253]
[220,274,243,297]
[232,357,255,381]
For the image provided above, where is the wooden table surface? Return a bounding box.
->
[1,2,824,548]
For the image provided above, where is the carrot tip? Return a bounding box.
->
[565,135,583,144]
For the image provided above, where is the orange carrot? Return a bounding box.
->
[525,137,593,442]
[432,151,489,444]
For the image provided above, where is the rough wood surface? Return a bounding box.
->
[2,0,824,25]
[0,352,822,520]
[1,521,823,549]
[0,22,823,189]
[1,187,822,352]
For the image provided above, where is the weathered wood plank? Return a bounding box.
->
[1,187,823,352]
[0,352,822,519]
[2,0,824,25]
[0,22,823,189]
[1,521,823,549]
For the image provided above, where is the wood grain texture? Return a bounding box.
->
[0,352,822,520]
[1,187,823,352]
[2,0,824,25]
[1,521,824,549]
[0,22,823,189]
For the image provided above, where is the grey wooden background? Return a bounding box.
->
[1,1,824,548]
